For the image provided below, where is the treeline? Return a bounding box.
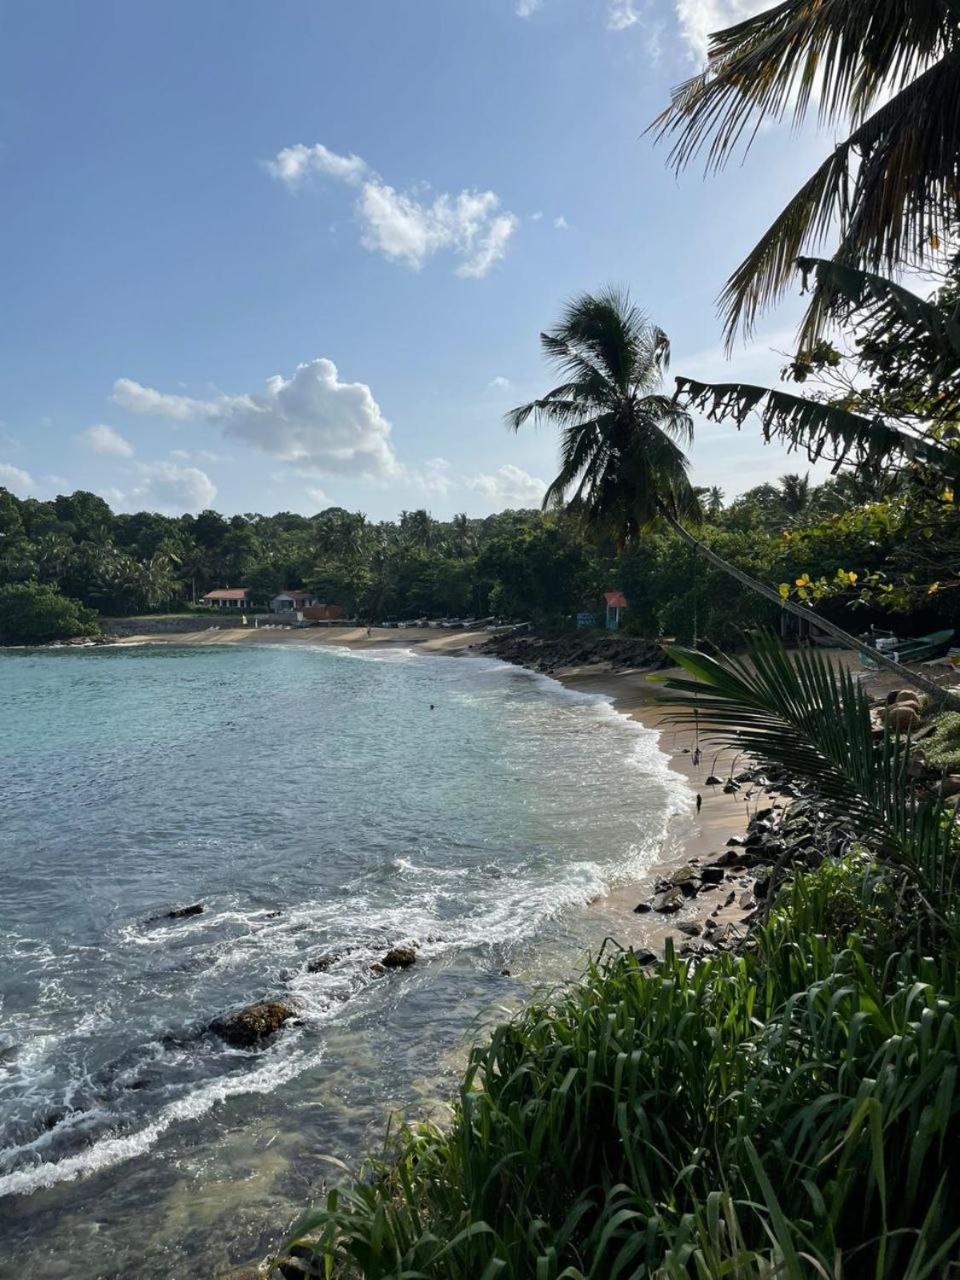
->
[0,467,952,643]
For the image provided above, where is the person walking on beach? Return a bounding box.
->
[696,793,702,814]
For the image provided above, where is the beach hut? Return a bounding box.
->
[202,588,250,609]
[270,590,317,614]
[604,591,628,631]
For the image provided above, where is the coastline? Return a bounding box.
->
[108,624,765,944]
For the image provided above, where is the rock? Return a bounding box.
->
[700,866,725,885]
[653,886,685,914]
[705,774,723,786]
[703,917,717,933]
[938,776,960,798]
[754,875,771,901]
[500,967,511,976]
[369,962,387,975]
[381,945,417,969]
[722,781,740,794]
[883,704,921,732]
[633,901,652,914]
[739,892,757,911]
[165,902,203,920]
[211,1000,294,1049]
[306,952,338,974]
[631,948,658,965]
[734,770,754,783]
[676,921,701,937]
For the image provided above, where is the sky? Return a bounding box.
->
[0,0,836,521]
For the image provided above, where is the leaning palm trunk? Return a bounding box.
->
[659,508,957,706]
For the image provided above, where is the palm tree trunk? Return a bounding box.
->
[660,510,958,707]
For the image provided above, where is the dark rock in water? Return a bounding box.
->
[210,1000,294,1049]
[754,875,771,902]
[500,967,511,976]
[705,774,723,786]
[632,948,658,965]
[381,945,417,969]
[653,886,684,914]
[306,952,337,974]
[633,901,652,914]
[700,866,725,885]
[166,902,204,920]
[734,770,754,784]
[676,921,701,937]
[722,781,739,794]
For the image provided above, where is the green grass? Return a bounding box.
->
[274,859,960,1279]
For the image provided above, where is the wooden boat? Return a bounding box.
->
[859,628,955,667]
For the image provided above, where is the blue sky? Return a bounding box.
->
[0,0,832,520]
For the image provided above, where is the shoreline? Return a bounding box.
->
[105,624,766,944]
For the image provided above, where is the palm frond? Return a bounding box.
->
[675,375,960,479]
[662,632,958,908]
[796,256,960,386]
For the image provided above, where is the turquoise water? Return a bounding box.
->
[0,642,687,1277]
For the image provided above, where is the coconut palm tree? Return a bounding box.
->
[653,0,960,347]
[509,288,954,701]
[660,0,960,345]
[778,472,812,521]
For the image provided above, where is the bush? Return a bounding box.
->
[924,711,960,774]
[276,862,960,1279]
[0,581,100,642]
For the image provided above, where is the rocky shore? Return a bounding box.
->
[481,630,670,675]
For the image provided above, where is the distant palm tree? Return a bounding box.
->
[451,512,474,559]
[509,288,951,701]
[778,472,811,520]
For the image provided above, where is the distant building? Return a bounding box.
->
[302,604,344,623]
[270,590,318,614]
[604,591,628,631]
[202,588,250,609]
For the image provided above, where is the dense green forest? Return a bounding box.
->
[0,462,955,644]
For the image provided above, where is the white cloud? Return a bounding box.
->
[113,357,400,481]
[489,375,512,390]
[516,0,542,14]
[553,215,569,230]
[267,141,518,278]
[607,0,640,29]
[81,424,134,458]
[305,486,330,507]
[0,463,33,495]
[530,210,543,222]
[266,142,369,187]
[120,461,216,514]
[413,456,455,495]
[467,464,547,510]
[674,0,766,63]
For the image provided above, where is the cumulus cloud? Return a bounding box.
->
[0,462,33,495]
[120,461,216,514]
[675,0,766,63]
[81,424,134,457]
[267,142,518,278]
[467,464,547,510]
[113,357,400,481]
[516,0,542,15]
[553,215,569,230]
[413,456,455,495]
[489,375,512,390]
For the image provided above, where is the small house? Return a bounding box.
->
[202,588,250,609]
[604,591,628,631]
[271,590,318,614]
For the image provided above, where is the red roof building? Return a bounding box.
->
[202,588,249,608]
[603,591,628,630]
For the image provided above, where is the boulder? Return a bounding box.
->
[705,774,723,786]
[633,901,652,914]
[653,886,685,914]
[700,866,725,885]
[722,781,740,794]
[381,945,417,969]
[937,775,960,798]
[306,952,338,974]
[883,704,921,732]
[211,1001,295,1049]
[631,948,658,966]
[165,902,203,920]
[676,921,701,937]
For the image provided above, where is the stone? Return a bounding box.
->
[938,775,960,798]
[500,967,511,976]
[211,1000,295,1049]
[306,952,337,974]
[734,770,754,784]
[653,886,685,914]
[631,948,658,965]
[369,962,387,975]
[381,945,417,969]
[705,774,723,786]
[722,781,740,794]
[633,901,652,914]
[676,921,701,937]
[739,892,757,911]
[883,704,921,732]
[700,866,725,885]
[165,902,203,920]
[754,875,771,901]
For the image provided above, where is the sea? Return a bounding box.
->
[0,641,689,1277]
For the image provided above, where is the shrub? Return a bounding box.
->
[0,581,100,642]
[924,711,960,774]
